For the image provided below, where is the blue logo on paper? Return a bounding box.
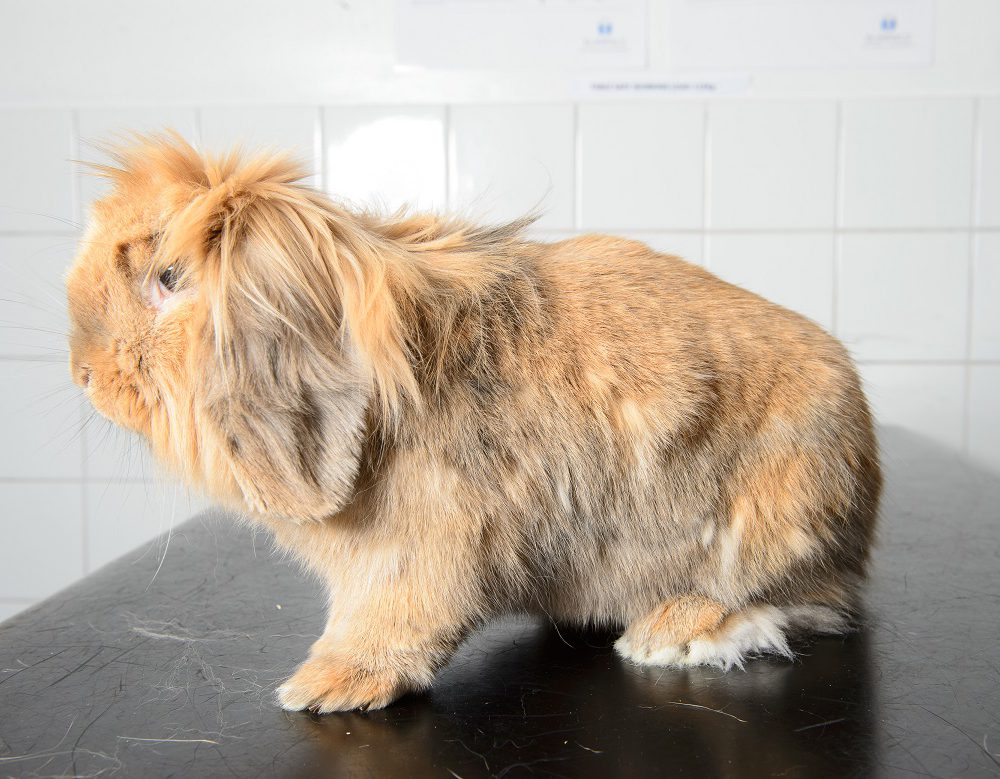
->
[880,16,897,31]
[597,21,613,36]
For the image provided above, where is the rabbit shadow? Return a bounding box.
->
[281,616,878,778]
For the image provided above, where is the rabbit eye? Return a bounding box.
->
[158,265,179,293]
[148,264,183,311]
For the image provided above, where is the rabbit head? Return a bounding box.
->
[66,134,420,521]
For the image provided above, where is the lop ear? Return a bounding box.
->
[156,150,396,521]
[204,340,372,522]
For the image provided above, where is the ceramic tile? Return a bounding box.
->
[579,102,704,230]
[0,235,74,357]
[977,97,1000,227]
[85,480,213,571]
[0,109,75,232]
[971,233,1000,359]
[324,105,446,213]
[837,233,969,360]
[841,99,974,228]
[451,104,574,229]
[83,423,158,482]
[0,482,84,600]
[0,360,82,479]
[709,101,837,229]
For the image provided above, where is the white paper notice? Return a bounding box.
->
[668,0,934,70]
[395,0,648,70]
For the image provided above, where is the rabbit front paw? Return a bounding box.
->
[276,654,413,713]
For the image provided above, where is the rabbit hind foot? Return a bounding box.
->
[615,596,847,671]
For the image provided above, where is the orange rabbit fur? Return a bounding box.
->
[67,134,881,713]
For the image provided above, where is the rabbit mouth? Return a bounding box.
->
[81,362,154,436]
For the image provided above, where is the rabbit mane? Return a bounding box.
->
[87,132,535,426]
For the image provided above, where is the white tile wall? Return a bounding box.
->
[84,423,157,481]
[0,235,74,357]
[0,483,84,600]
[0,360,82,479]
[838,233,970,361]
[978,97,1000,227]
[0,109,75,232]
[1,95,999,619]
[972,233,1000,360]
[578,102,704,230]
[840,99,975,228]
[324,105,446,213]
[709,101,837,229]
[85,480,209,570]
[451,104,574,228]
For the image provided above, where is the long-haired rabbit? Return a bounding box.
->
[67,134,881,713]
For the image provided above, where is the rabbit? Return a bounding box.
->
[66,134,881,713]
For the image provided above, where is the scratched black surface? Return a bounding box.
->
[1,428,998,778]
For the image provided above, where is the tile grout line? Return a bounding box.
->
[832,100,845,336]
[0,477,163,484]
[80,396,90,574]
[69,108,83,229]
[964,236,978,453]
[193,106,203,148]
[701,102,711,268]
[446,105,457,212]
[572,102,582,231]
[314,106,324,191]
[962,96,983,453]
[80,476,89,574]
[0,230,79,237]
[0,355,74,362]
[319,106,329,194]
[6,227,1000,238]
[459,226,1000,235]
[854,359,1000,366]
[443,104,452,212]
[71,106,90,576]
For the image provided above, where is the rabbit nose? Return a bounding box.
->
[71,358,91,388]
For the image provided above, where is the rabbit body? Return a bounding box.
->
[67,137,880,713]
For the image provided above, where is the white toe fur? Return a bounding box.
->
[644,644,688,666]
[615,637,687,666]
[616,603,845,670]
[614,634,687,666]
[682,606,792,670]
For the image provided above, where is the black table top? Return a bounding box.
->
[1,428,998,779]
